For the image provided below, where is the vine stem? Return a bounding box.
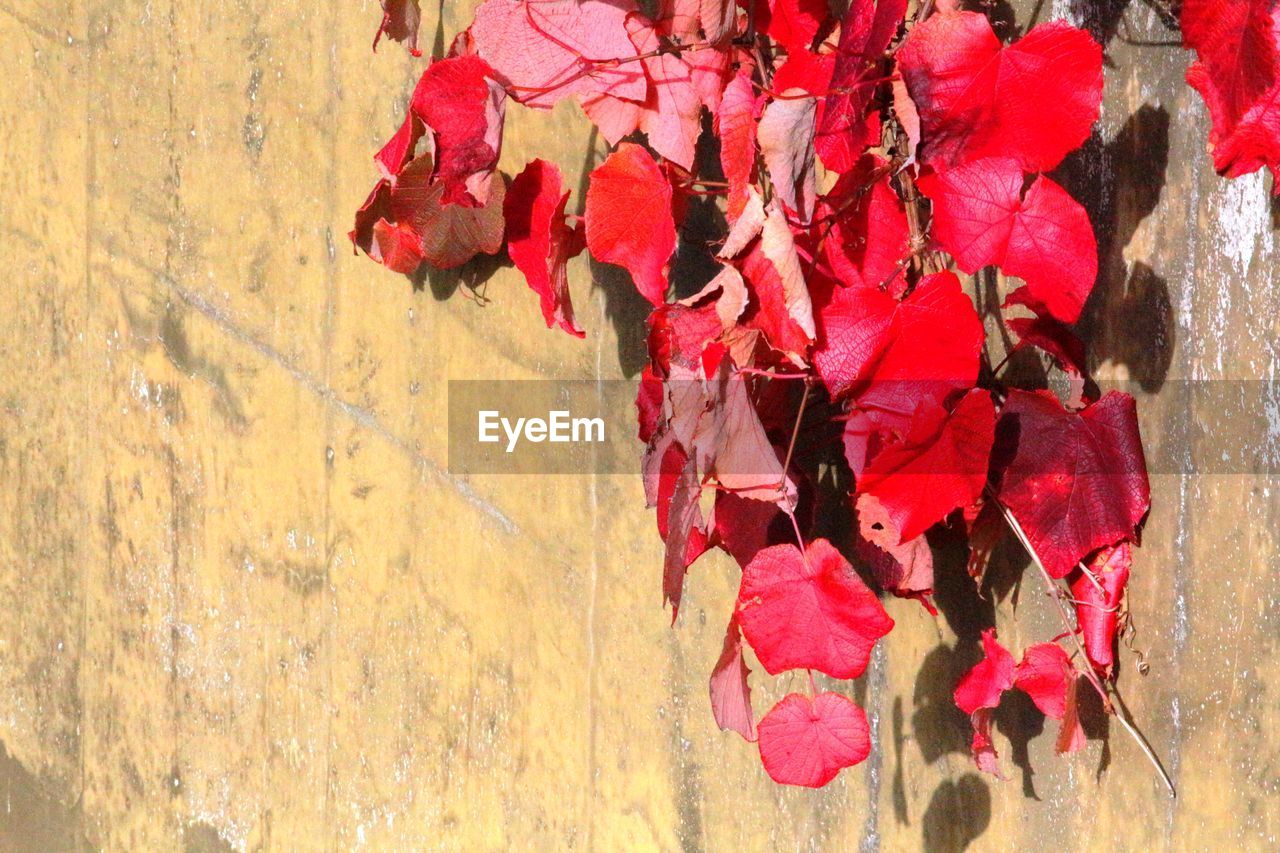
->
[778,380,811,493]
[986,488,1176,796]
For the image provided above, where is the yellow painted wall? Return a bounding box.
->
[0,1,1277,850]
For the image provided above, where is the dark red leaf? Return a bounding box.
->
[736,538,894,678]
[1013,642,1074,719]
[657,440,710,619]
[709,617,757,741]
[853,501,935,609]
[505,159,586,337]
[350,159,506,272]
[898,11,1102,171]
[954,628,1015,715]
[919,156,1097,324]
[993,390,1150,578]
[636,365,664,443]
[373,0,422,57]
[713,489,792,568]
[1069,542,1131,677]
[1007,314,1088,378]
[757,692,871,787]
[585,143,677,306]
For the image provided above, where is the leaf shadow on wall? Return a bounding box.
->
[415,246,511,303]
[1057,104,1174,392]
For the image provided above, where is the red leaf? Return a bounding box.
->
[636,365,664,443]
[898,12,1102,171]
[856,389,996,544]
[1070,542,1131,676]
[472,0,647,108]
[716,70,762,221]
[853,500,936,609]
[373,0,422,56]
[581,14,731,169]
[505,160,586,337]
[585,143,676,306]
[953,628,1015,715]
[993,390,1150,578]
[758,93,818,223]
[1013,642,1074,719]
[709,617,757,741]
[738,203,817,362]
[736,538,894,678]
[816,156,910,291]
[1007,314,1087,378]
[410,55,507,206]
[657,440,710,619]
[1182,0,1277,127]
[696,360,798,504]
[759,0,829,52]
[919,157,1097,324]
[815,0,908,172]
[1180,0,1280,181]
[350,160,506,272]
[813,270,982,406]
[713,489,792,568]
[773,47,836,97]
[648,266,747,375]
[662,0,739,43]
[756,692,871,787]
[969,708,1008,779]
[811,282,898,400]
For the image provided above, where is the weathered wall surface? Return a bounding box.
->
[0,1,1277,850]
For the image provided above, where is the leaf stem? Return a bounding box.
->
[778,380,811,493]
[986,489,1176,796]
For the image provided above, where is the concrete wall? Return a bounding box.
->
[0,1,1276,849]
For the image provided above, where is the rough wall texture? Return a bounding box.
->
[0,0,1277,850]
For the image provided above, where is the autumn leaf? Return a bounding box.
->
[709,617,757,741]
[505,159,586,337]
[919,156,1097,324]
[584,143,677,306]
[736,538,894,679]
[757,692,871,787]
[898,11,1102,172]
[992,390,1150,578]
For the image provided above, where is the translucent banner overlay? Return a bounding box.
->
[446,380,1280,475]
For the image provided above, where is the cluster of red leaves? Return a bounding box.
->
[1183,0,1280,187]
[350,0,1213,789]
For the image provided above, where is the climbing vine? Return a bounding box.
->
[352,0,1272,790]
